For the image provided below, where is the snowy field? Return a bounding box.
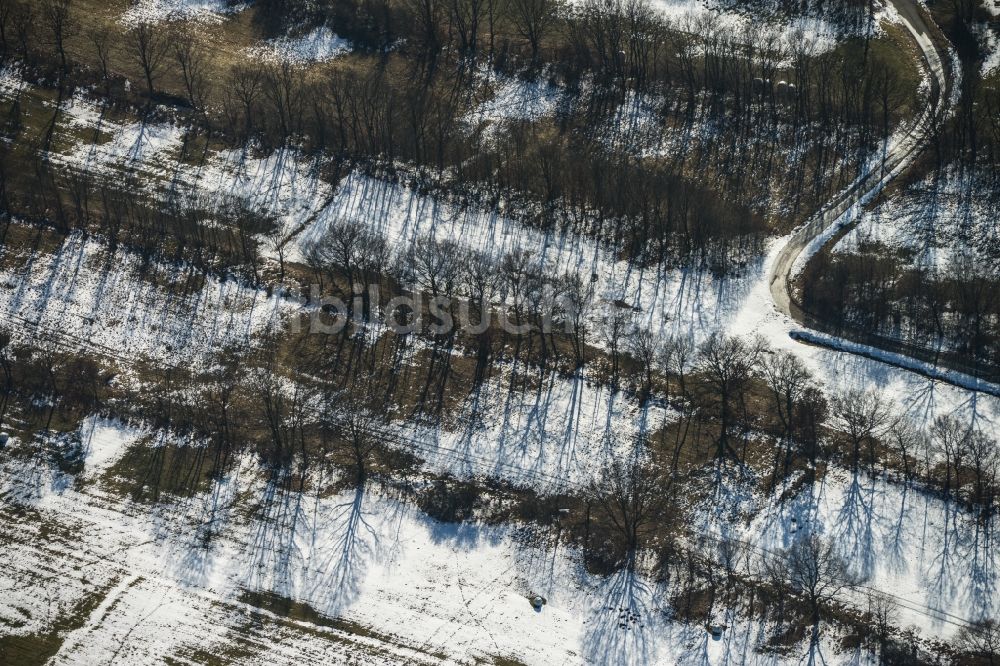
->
[0,231,290,369]
[694,465,999,642]
[4,418,975,665]
[393,365,674,491]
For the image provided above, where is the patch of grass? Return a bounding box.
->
[0,580,115,666]
[490,656,529,666]
[236,589,449,660]
[0,221,68,271]
[101,440,223,502]
[238,589,379,638]
[50,118,114,156]
[176,638,260,666]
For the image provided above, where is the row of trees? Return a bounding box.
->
[256,0,876,70]
[0,244,995,664]
[295,209,1000,525]
[803,248,1000,376]
[286,200,1000,522]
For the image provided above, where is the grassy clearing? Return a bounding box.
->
[0,579,115,666]
[100,439,222,501]
[235,590,450,662]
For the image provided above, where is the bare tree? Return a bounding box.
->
[88,29,114,92]
[460,250,501,321]
[498,248,535,334]
[770,534,856,657]
[227,62,265,141]
[590,440,665,571]
[956,620,1000,666]
[459,250,501,376]
[964,429,998,517]
[626,326,657,397]
[450,0,486,55]
[173,29,208,111]
[406,0,444,56]
[324,375,384,485]
[251,365,312,472]
[0,0,13,61]
[556,271,591,369]
[42,0,75,76]
[762,350,812,486]
[306,219,390,322]
[600,307,632,386]
[10,1,31,63]
[263,61,306,144]
[697,333,764,461]
[830,388,891,471]
[0,331,15,427]
[130,22,171,99]
[762,350,811,442]
[507,0,558,60]
[657,333,694,400]
[865,590,898,660]
[931,415,969,497]
[407,236,462,300]
[888,418,926,484]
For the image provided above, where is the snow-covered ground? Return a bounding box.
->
[463,71,563,131]
[833,167,999,276]
[0,231,289,368]
[40,80,1000,439]
[736,234,1000,426]
[9,67,999,471]
[572,0,907,57]
[0,13,996,663]
[973,21,1000,76]
[393,366,674,491]
[295,166,1000,426]
[293,170,756,345]
[0,424,887,665]
[698,467,999,639]
[78,416,148,480]
[55,96,333,245]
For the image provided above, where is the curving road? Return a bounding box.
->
[765,0,986,390]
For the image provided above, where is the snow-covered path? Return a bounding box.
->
[764,0,999,397]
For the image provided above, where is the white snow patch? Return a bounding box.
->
[49,94,335,248]
[973,21,1000,76]
[245,27,353,64]
[79,416,146,479]
[465,73,562,128]
[294,170,755,351]
[726,469,997,639]
[834,166,1000,276]
[120,0,240,27]
[0,232,292,368]
[0,65,24,99]
[609,0,855,55]
[393,367,675,491]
